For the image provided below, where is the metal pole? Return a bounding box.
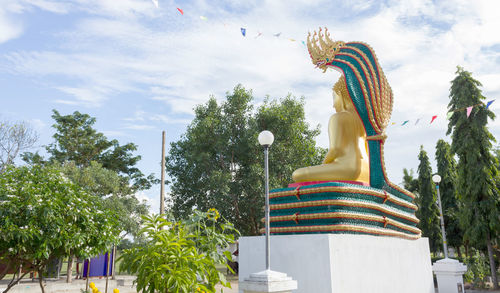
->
[436,184,448,258]
[160,131,166,215]
[264,145,270,271]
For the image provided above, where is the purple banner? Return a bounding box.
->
[83,251,113,278]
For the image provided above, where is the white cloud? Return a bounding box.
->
[124,124,156,130]
[0,9,23,43]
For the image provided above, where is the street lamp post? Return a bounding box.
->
[258,130,274,271]
[432,174,448,259]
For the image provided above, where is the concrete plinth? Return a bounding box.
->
[239,270,297,293]
[239,234,433,293]
[432,258,467,293]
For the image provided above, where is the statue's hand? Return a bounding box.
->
[323,149,337,164]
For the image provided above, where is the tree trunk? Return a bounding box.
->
[486,234,499,289]
[2,268,29,293]
[66,255,73,283]
[38,269,46,293]
[0,261,13,280]
[111,245,116,280]
[457,246,462,259]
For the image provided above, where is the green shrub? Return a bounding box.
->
[463,249,489,288]
[119,210,239,293]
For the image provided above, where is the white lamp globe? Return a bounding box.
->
[258,130,274,146]
[432,174,441,184]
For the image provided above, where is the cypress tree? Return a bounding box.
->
[416,145,441,254]
[435,139,463,257]
[447,67,499,288]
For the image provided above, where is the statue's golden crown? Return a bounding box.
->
[307,27,345,72]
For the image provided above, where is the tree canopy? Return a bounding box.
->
[435,139,463,254]
[167,85,325,235]
[0,165,119,292]
[44,110,156,191]
[416,145,441,253]
[447,67,499,288]
[22,110,154,238]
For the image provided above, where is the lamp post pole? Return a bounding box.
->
[258,130,274,271]
[432,174,448,259]
[264,144,270,270]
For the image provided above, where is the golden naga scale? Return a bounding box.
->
[266,28,421,240]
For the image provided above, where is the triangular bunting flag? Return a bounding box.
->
[152,0,158,8]
[177,7,183,15]
[274,32,281,37]
[430,115,437,124]
[414,118,421,125]
[241,28,246,36]
[200,16,207,20]
[446,112,453,120]
[466,106,473,118]
[486,100,495,109]
[401,120,409,126]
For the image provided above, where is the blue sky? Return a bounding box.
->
[1,0,500,213]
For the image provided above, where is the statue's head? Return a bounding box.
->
[333,76,354,113]
[307,27,393,136]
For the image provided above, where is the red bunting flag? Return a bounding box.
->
[430,115,437,124]
[177,8,183,15]
[466,106,473,118]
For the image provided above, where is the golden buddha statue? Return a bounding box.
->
[292,76,370,183]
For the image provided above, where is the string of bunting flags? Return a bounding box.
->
[151,0,307,45]
[392,100,496,127]
[150,0,496,128]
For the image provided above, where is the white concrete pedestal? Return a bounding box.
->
[239,270,298,293]
[239,234,433,293]
[432,258,467,293]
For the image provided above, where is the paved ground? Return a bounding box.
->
[0,276,239,293]
[4,277,500,293]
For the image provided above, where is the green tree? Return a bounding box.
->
[59,161,148,237]
[43,110,156,191]
[435,139,463,256]
[0,165,119,293]
[167,85,325,235]
[416,146,441,253]
[402,168,418,193]
[447,67,500,288]
[22,110,154,282]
